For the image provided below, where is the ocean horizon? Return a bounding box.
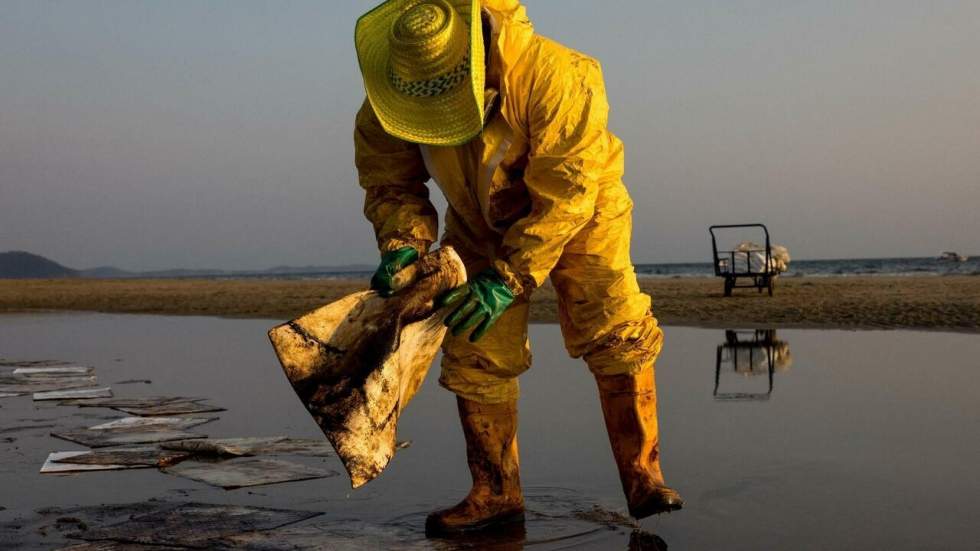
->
[221,255,979,281]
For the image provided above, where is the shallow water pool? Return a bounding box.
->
[0,314,977,549]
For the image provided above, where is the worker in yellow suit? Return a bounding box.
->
[354,0,683,535]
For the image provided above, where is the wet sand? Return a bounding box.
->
[1,314,978,549]
[1,275,978,331]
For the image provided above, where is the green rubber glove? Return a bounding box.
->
[437,269,515,342]
[370,247,419,297]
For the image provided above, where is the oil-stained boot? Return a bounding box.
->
[425,397,525,536]
[596,369,683,518]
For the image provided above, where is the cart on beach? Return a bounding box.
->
[709,223,778,297]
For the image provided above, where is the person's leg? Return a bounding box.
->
[592,366,682,518]
[427,241,531,535]
[551,184,682,518]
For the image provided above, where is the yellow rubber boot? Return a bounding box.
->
[425,397,525,535]
[595,369,683,518]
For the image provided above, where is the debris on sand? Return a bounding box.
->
[52,447,191,468]
[71,502,321,548]
[113,400,224,417]
[0,423,57,434]
[215,521,425,550]
[162,437,332,458]
[41,452,140,474]
[58,396,225,416]
[257,438,334,457]
[11,353,343,515]
[88,417,216,432]
[269,246,465,488]
[1,501,167,548]
[0,376,98,395]
[59,396,187,408]
[34,388,113,402]
[163,458,338,490]
[13,366,94,377]
[163,436,288,457]
[0,363,102,396]
[60,543,178,550]
[51,428,206,448]
[0,359,74,368]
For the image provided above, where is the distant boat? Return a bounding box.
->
[938,251,969,262]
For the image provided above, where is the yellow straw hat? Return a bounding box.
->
[355,0,485,146]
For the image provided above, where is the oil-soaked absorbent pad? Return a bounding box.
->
[41,451,140,473]
[0,376,98,394]
[163,457,338,489]
[57,396,226,416]
[52,447,191,467]
[88,416,217,431]
[73,503,321,548]
[13,366,94,376]
[41,448,192,472]
[51,428,206,448]
[268,246,466,488]
[163,436,333,457]
[113,401,225,416]
[33,387,112,401]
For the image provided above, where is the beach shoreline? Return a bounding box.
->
[1,275,977,333]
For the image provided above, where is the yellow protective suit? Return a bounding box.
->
[354,0,662,404]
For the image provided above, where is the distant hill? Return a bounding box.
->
[0,251,80,278]
[0,251,373,280]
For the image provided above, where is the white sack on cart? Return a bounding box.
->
[718,242,791,274]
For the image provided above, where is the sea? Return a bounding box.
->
[241,255,979,280]
[634,255,980,278]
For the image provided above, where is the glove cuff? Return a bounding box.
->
[379,238,431,255]
[490,259,529,298]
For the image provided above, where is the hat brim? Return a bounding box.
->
[355,0,484,146]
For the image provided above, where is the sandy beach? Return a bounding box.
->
[1,275,977,332]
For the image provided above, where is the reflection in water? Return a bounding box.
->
[427,523,668,551]
[240,485,673,551]
[427,521,526,550]
[3,316,979,549]
[713,329,792,401]
[2,494,670,551]
[273,487,669,550]
[311,488,672,551]
[629,530,670,551]
[426,517,668,551]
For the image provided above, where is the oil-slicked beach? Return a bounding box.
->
[2,275,978,331]
[4,0,980,548]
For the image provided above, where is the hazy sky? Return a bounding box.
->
[2,1,978,270]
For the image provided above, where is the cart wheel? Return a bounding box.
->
[768,277,775,297]
[724,278,733,297]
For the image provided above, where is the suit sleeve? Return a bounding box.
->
[492,56,609,295]
[354,98,438,254]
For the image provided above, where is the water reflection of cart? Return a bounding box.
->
[709,223,776,296]
[713,329,792,401]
